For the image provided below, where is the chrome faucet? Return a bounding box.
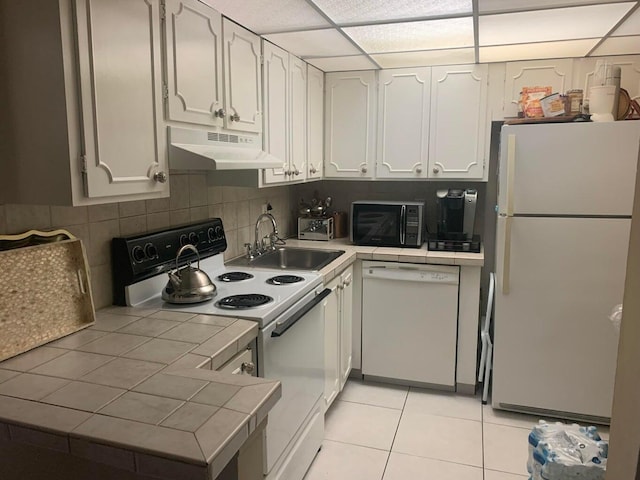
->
[247,213,279,258]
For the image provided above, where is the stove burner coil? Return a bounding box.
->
[216,294,273,309]
[217,272,254,282]
[266,275,305,285]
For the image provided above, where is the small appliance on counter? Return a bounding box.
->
[351,200,424,247]
[298,216,334,241]
[427,188,481,252]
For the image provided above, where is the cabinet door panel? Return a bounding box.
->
[377,68,430,178]
[574,55,640,102]
[504,59,573,118]
[307,65,324,180]
[429,64,487,180]
[76,0,167,198]
[289,55,307,182]
[325,71,376,178]
[262,42,289,184]
[339,267,353,389]
[223,19,262,133]
[323,280,340,411]
[164,0,223,127]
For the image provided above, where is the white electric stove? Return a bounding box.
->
[112,220,327,480]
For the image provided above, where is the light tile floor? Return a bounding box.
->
[304,379,610,480]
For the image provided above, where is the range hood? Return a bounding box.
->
[168,126,283,170]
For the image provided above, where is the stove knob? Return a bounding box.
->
[215,226,224,240]
[179,234,188,246]
[188,232,199,245]
[144,243,158,259]
[131,246,145,263]
[207,227,216,242]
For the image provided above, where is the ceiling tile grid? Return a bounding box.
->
[203,0,640,70]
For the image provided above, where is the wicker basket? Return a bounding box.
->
[0,230,95,362]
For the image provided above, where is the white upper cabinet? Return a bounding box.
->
[324,71,377,179]
[429,64,488,180]
[223,19,262,133]
[289,56,308,182]
[262,42,290,184]
[2,0,168,205]
[77,0,168,199]
[503,59,574,118]
[164,0,224,127]
[262,42,307,185]
[307,65,324,180]
[573,55,640,102]
[376,68,431,179]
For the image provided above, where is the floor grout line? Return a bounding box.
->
[377,385,410,480]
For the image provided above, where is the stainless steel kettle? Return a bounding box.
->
[161,244,216,304]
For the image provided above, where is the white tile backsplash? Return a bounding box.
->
[0,175,290,309]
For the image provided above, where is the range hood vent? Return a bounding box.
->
[169,127,283,171]
[207,131,239,144]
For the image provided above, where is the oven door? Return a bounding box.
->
[351,203,404,246]
[258,287,328,474]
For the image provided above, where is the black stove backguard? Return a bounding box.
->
[111,219,227,306]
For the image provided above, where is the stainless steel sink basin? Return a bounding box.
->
[227,247,345,271]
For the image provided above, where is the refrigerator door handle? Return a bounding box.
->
[506,134,516,216]
[501,216,512,294]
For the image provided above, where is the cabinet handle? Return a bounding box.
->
[241,362,255,374]
[361,165,368,174]
[344,277,351,286]
[432,166,440,174]
[337,283,344,290]
[309,166,317,174]
[294,168,300,176]
[214,108,226,118]
[153,171,168,183]
[416,166,423,174]
[230,113,240,122]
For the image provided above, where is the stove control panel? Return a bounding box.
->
[112,219,227,305]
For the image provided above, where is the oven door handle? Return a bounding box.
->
[271,288,331,337]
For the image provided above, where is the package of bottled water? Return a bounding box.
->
[526,421,607,480]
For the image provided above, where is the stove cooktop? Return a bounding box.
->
[113,219,323,328]
[128,254,322,328]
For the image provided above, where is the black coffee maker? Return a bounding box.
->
[428,189,481,252]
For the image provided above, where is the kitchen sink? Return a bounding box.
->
[227,247,345,271]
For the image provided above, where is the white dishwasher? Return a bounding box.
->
[362,261,460,388]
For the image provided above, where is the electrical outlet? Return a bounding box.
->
[261,203,268,214]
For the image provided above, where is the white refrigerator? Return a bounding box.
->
[493,121,640,422]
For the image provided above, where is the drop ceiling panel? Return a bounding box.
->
[612,7,640,35]
[263,29,361,57]
[592,35,640,55]
[480,39,598,62]
[372,49,475,68]
[312,0,472,24]
[478,0,632,14]
[199,0,330,34]
[306,55,378,72]
[344,17,474,54]
[479,3,635,46]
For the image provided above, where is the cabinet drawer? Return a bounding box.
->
[217,348,255,375]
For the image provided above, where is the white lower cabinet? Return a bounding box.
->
[323,265,354,411]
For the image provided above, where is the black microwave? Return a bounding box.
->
[350,201,425,248]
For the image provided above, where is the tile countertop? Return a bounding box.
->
[0,309,281,480]
[280,238,484,284]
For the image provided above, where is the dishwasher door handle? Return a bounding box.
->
[271,288,331,337]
